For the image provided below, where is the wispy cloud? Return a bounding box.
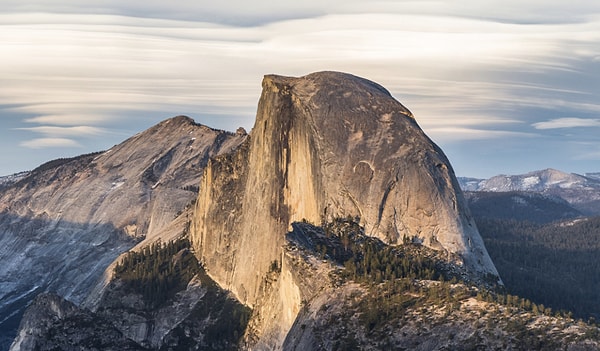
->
[22,113,124,126]
[580,153,600,161]
[20,138,82,149]
[424,126,537,142]
[0,2,600,176]
[533,118,600,129]
[16,125,107,137]
[2,1,599,25]
[1,11,597,130]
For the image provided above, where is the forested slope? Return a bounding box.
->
[477,214,600,320]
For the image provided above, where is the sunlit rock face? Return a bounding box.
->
[0,116,246,348]
[191,71,499,348]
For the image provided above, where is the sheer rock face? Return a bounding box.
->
[191,71,499,346]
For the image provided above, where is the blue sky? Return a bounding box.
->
[1,1,599,178]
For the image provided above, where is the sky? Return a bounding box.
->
[1,1,599,178]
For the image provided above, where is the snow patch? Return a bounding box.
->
[559,181,577,189]
[559,218,587,227]
[0,171,30,185]
[110,181,125,190]
[521,176,540,188]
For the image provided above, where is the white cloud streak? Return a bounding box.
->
[533,118,600,129]
[573,142,600,160]
[424,127,537,142]
[16,125,108,137]
[20,138,82,149]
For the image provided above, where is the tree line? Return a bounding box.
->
[301,217,583,326]
[311,217,446,284]
[114,237,200,309]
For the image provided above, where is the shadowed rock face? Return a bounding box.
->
[10,293,145,351]
[191,71,499,347]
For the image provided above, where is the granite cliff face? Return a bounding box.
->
[191,71,499,348]
[0,116,246,348]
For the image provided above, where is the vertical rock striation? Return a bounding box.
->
[191,71,499,347]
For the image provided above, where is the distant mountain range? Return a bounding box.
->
[458,168,600,215]
[459,168,600,323]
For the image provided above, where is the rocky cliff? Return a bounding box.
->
[191,71,499,348]
[10,293,145,351]
[0,116,246,348]
[11,257,251,351]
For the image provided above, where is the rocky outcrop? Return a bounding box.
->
[191,71,499,348]
[276,222,600,351]
[0,116,246,347]
[15,71,600,350]
[10,293,144,351]
[94,270,207,348]
[10,249,251,351]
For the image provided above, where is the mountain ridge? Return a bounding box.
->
[458,168,600,215]
[0,115,246,349]
[3,72,505,350]
[459,168,600,191]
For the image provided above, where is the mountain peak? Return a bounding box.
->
[530,168,572,178]
[466,168,597,192]
[265,71,392,95]
[262,71,414,119]
[0,114,248,347]
[149,115,203,133]
[164,115,196,126]
[191,71,499,347]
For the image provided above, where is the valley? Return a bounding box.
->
[460,170,600,323]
